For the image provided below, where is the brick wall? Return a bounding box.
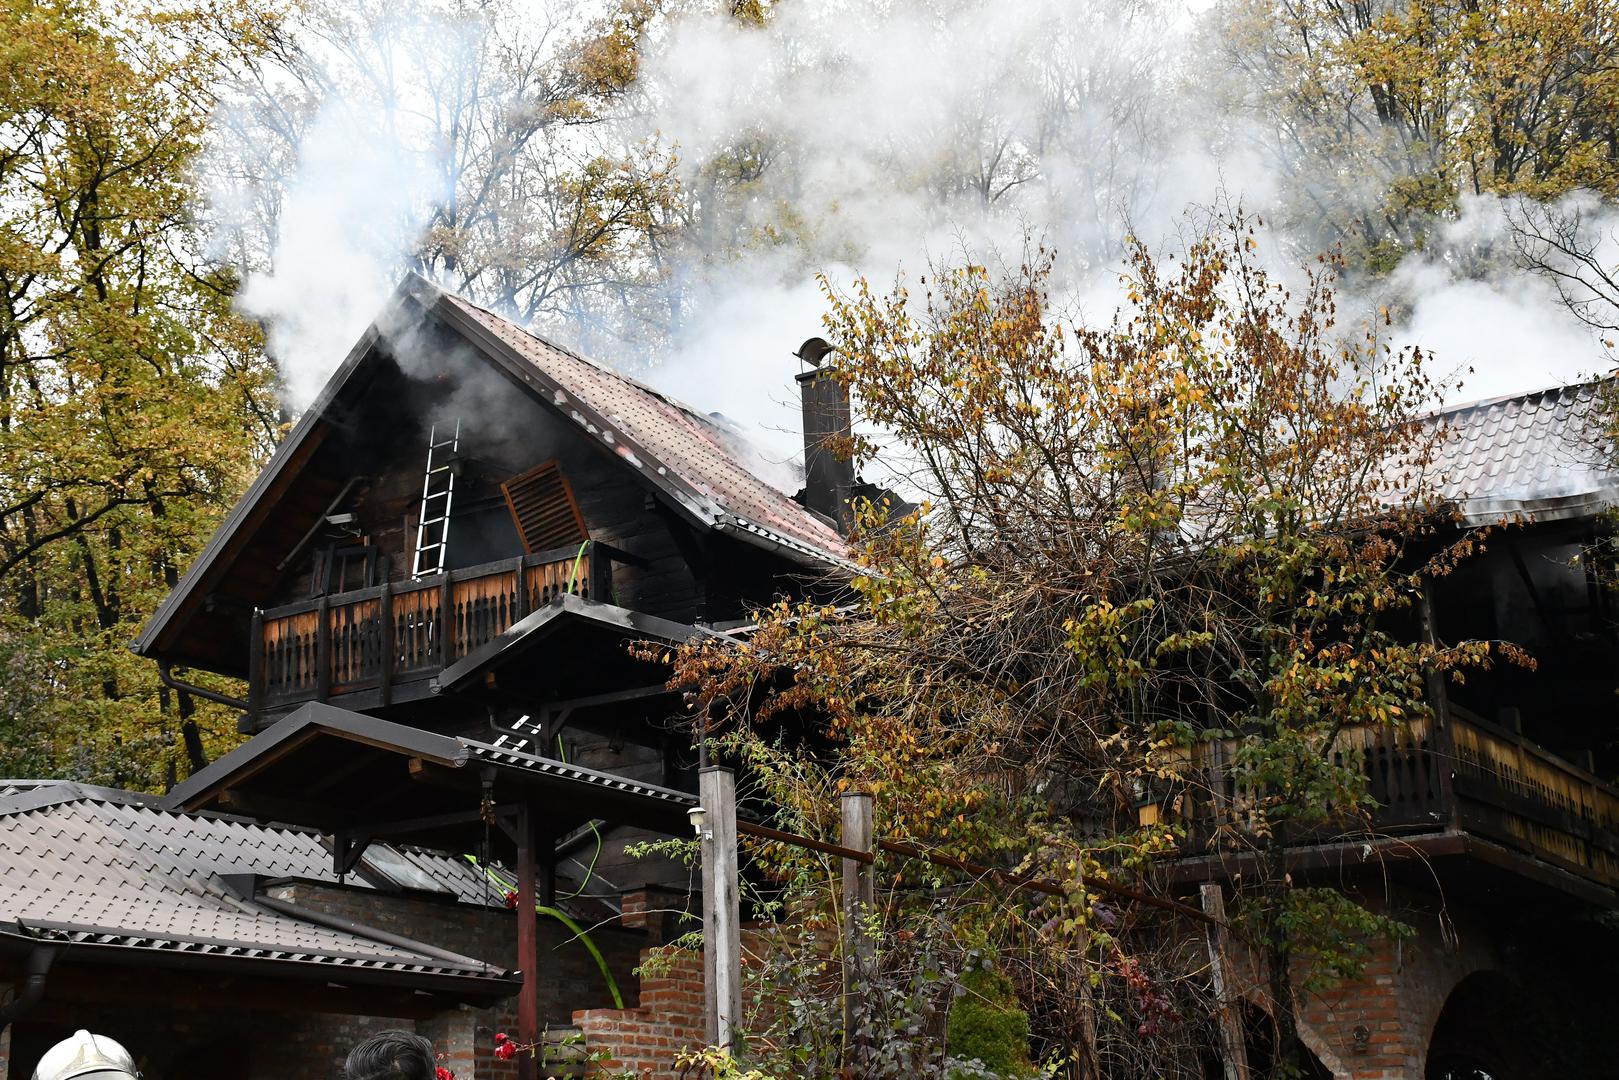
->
[572,948,706,1079]
[1216,885,1497,1079]
[1293,893,1495,1079]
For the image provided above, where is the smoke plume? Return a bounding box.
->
[212,0,1616,478]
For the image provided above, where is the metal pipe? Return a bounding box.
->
[158,662,250,712]
[0,943,59,1035]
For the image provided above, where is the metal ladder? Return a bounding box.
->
[411,419,460,579]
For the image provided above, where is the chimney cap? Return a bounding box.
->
[794,337,835,370]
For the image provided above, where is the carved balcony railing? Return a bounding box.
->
[249,542,611,716]
[1139,707,1619,891]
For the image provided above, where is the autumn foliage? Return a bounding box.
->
[668,216,1513,1075]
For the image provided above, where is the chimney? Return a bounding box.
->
[794,337,857,533]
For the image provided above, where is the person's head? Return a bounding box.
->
[343,1030,435,1080]
[31,1030,139,1080]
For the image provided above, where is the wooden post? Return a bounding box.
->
[515,800,540,1080]
[439,575,455,666]
[246,610,264,727]
[839,790,875,1053]
[1201,882,1249,1080]
[512,557,529,621]
[378,582,394,707]
[700,767,742,1049]
[1417,583,1460,830]
[314,596,331,702]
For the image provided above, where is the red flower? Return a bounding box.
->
[503,889,519,909]
[436,1068,454,1080]
[494,1042,517,1061]
[494,1033,508,1045]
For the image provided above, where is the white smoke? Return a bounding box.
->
[212,0,1617,471]
[632,0,1200,467]
[232,102,437,406]
[1379,194,1613,405]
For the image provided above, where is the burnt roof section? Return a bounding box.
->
[0,783,515,997]
[1425,379,1618,525]
[434,288,849,564]
[133,275,849,668]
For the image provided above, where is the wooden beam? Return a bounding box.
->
[840,791,874,1068]
[315,595,332,701]
[1202,882,1250,1080]
[408,756,471,791]
[700,767,742,1049]
[379,580,395,708]
[515,799,539,1080]
[217,788,334,828]
[739,819,873,864]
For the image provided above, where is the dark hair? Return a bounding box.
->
[343,1030,435,1080]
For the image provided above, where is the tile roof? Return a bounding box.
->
[0,782,512,988]
[439,291,851,567]
[1424,379,1619,525]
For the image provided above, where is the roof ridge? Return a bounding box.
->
[1424,375,1611,421]
[439,291,721,428]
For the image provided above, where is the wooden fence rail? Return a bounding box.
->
[1143,709,1619,889]
[255,543,609,711]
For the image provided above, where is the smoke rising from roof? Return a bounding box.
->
[216,0,1615,475]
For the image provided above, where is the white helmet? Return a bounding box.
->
[31,1030,139,1080]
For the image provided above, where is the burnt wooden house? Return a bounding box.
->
[136,274,855,738]
[10,263,1619,1079]
[0,275,872,1080]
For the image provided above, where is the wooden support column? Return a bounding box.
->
[514,800,540,1080]
[378,582,394,707]
[839,789,875,1053]
[512,556,530,620]
[314,596,331,702]
[1417,583,1460,830]
[1201,882,1249,1080]
[700,766,741,1049]
[246,609,264,726]
[439,575,455,666]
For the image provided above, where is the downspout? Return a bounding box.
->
[0,943,60,1037]
[157,661,250,712]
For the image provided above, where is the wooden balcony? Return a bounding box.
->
[1142,707,1619,893]
[248,543,612,719]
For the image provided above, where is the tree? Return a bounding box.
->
[194,0,685,361]
[667,215,1505,1075]
[0,0,278,788]
[1211,0,1619,274]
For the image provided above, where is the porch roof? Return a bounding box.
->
[168,702,699,847]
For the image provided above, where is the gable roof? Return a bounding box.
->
[1425,378,1618,525]
[134,275,848,665]
[438,291,849,565]
[0,780,515,997]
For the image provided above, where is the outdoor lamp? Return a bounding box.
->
[688,804,709,839]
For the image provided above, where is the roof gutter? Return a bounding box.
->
[0,940,59,1036]
[251,894,505,974]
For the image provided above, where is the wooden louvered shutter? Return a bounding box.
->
[501,460,589,553]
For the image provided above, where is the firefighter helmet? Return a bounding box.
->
[31,1030,139,1080]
